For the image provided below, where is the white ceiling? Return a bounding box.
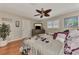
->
[0,3,79,20]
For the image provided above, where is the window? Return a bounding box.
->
[64,16,78,28]
[47,20,59,28]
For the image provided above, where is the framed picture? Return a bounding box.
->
[64,16,78,28]
[15,21,20,27]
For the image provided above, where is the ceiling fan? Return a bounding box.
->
[34,8,52,18]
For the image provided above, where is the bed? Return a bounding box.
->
[20,30,79,55]
[22,34,64,55]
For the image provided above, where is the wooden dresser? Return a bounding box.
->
[32,29,45,36]
[0,40,22,55]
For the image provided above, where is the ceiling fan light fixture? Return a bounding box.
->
[34,8,52,18]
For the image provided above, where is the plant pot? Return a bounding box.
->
[0,39,8,47]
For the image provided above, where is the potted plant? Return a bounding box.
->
[0,23,10,47]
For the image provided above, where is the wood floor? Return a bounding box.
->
[0,40,22,55]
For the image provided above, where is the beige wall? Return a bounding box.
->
[0,12,32,40]
[36,10,79,33]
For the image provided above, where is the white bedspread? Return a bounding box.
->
[23,36,64,55]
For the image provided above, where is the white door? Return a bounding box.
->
[22,19,31,38]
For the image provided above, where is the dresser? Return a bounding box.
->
[32,29,45,36]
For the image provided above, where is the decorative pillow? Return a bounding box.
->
[56,33,66,43]
[57,33,66,39]
[39,34,49,38]
[56,37,64,43]
[53,32,67,39]
[31,36,37,40]
[53,30,69,40]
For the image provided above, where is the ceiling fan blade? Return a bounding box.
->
[34,14,40,16]
[36,9,42,14]
[40,15,43,18]
[44,9,52,13]
[44,13,50,17]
